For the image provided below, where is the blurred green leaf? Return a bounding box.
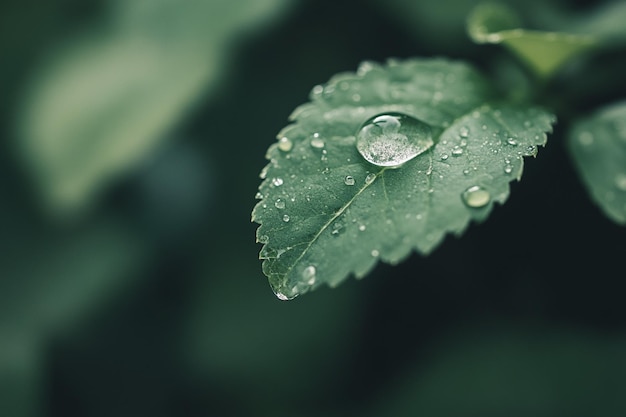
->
[568,101,626,225]
[16,0,292,217]
[467,3,596,78]
[252,58,554,300]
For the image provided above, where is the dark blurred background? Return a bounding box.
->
[1,0,626,416]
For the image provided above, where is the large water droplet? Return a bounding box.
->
[365,173,377,184]
[272,177,283,187]
[462,185,491,208]
[282,214,290,222]
[344,175,355,186]
[356,113,434,167]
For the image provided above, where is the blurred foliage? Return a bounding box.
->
[467,3,596,79]
[0,0,625,416]
[13,0,293,216]
[568,101,626,224]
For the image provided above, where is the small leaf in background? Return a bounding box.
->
[568,101,626,225]
[467,3,596,78]
[252,58,555,300]
[15,0,291,218]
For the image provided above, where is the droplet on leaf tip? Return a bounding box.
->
[275,292,290,301]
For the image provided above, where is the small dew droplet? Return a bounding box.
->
[440,153,449,160]
[459,126,469,138]
[302,266,317,285]
[344,175,355,186]
[462,185,491,208]
[365,173,377,184]
[615,173,626,191]
[274,199,285,209]
[358,224,366,231]
[311,137,325,149]
[506,137,518,146]
[311,85,324,96]
[579,131,594,146]
[282,214,290,222]
[272,177,283,187]
[371,249,380,257]
[524,145,538,156]
[356,113,434,167]
[504,165,513,174]
[452,147,463,156]
[278,137,293,152]
[255,192,263,200]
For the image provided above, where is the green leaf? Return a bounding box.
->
[252,58,555,299]
[16,0,291,217]
[467,3,596,78]
[568,101,626,225]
